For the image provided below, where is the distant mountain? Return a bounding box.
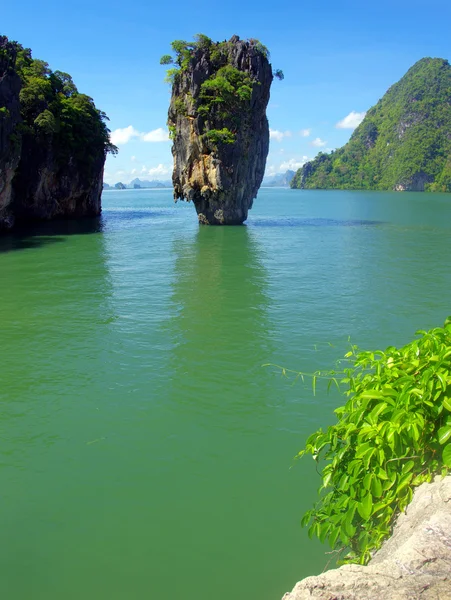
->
[114,182,126,189]
[127,178,172,189]
[103,182,111,190]
[262,170,295,187]
[291,58,451,192]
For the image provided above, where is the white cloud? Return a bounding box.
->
[110,126,141,145]
[141,128,170,142]
[109,125,170,145]
[266,156,311,176]
[148,164,171,177]
[311,137,327,147]
[300,129,311,137]
[131,155,136,161]
[336,111,366,130]
[103,162,172,185]
[279,157,310,171]
[270,129,292,142]
[265,164,277,176]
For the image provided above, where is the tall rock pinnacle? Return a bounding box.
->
[163,35,275,225]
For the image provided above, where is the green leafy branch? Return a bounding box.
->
[275,319,451,564]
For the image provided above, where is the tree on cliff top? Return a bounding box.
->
[160,35,282,149]
[1,36,117,167]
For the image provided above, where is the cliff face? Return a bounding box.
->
[11,135,103,223]
[282,476,451,600]
[0,37,22,229]
[0,36,113,231]
[168,36,273,224]
[291,58,451,192]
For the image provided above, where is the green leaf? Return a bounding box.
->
[402,460,415,473]
[371,476,383,498]
[357,493,373,520]
[360,390,386,400]
[363,473,372,490]
[355,443,372,459]
[369,402,388,422]
[344,504,357,537]
[443,444,451,468]
[443,397,451,412]
[438,425,451,445]
[318,522,331,543]
[301,512,312,528]
[328,525,340,549]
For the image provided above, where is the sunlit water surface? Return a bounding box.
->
[1,188,451,599]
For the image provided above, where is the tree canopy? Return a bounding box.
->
[291,58,451,192]
[1,36,116,167]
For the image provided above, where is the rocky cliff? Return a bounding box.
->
[282,476,451,600]
[11,133,104,223]
[0,37,22,229]
[291,58,451,192]
[166,35,273,224]
[0,36,114,231]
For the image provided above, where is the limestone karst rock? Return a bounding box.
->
[291,58,451,192]
[0,37,22,229]
[167,35,274,225]
[282,476,451,600]
[0,35,114,231]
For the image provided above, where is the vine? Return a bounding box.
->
[281,319,451,564]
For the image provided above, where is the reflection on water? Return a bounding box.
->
[0,228,114,457]
[3,188,451,600]
[249,216,382,228]
[0,217,104,254]
[167,226,273,425]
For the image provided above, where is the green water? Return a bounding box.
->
[1,188,451,599]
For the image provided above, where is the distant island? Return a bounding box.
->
[291,58,451,192]
[262,170,295,188]
[103,178,172,190]
[104,172,294,191]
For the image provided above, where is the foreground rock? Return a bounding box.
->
[282,476,451,600]
[0,36,114,231]
[167,35,273,224]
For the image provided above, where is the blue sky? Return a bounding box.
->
[3,0,451,184]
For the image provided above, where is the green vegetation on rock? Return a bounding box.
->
[291,58,451,192]
[161,34,282,149]
[2,38,116,167]
[297,319,451,565]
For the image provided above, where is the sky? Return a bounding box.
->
[3,0,451,184]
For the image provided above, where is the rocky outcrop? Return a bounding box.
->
[0,36,111,231]
[11,135,103,222]
[169,36,273,225]
[0,37,22,229]
[282,476,451,600]
[394,171,434,192]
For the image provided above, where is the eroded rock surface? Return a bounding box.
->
[169,35,273,225]
[282,476,451,600]
[0,35,110,231]
[0,37,22,229]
